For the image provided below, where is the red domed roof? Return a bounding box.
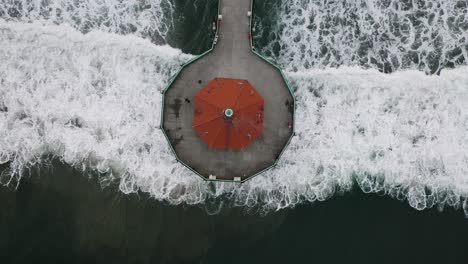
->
[193,78,264,149]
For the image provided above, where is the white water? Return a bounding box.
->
[0,0,174,41]
[257,0,468,74]
[0,20,193,189]
[1,0,468,216]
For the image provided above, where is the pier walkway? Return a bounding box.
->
[162,0,294,181]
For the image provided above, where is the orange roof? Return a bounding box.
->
[193,78,264,149]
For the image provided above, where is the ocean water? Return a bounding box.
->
[2,163,466,263]
[1,0,468,219]
[0,0,218,52]
[253,0,468,74]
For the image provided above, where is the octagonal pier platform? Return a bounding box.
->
[162,0,294,181]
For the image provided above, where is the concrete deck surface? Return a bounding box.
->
[163,0,294,181]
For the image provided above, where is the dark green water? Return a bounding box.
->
[165,0,219,54]
[1,163,467,264]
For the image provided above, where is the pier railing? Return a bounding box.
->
[160,0,296,183]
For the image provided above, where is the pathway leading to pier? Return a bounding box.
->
[163,0,294,181]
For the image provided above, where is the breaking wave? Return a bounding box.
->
[253,0,468,74]
[0,20,192,189]
[0,0,175,43]
[1,0,468,216]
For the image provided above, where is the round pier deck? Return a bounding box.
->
[162,0,294,181]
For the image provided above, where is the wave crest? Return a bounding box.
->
[2,21,467,215]
[0,0,175,43]
[2,0,468,217]
[254,0,468,74]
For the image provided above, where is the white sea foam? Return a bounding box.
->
[257,0,468,74]
[0,20,193,190]
[271,67,468,213]
[0,0,174,42]
[1,20,468,215]
[2,0,468,216]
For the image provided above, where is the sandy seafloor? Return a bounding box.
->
[1,0,468,263]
